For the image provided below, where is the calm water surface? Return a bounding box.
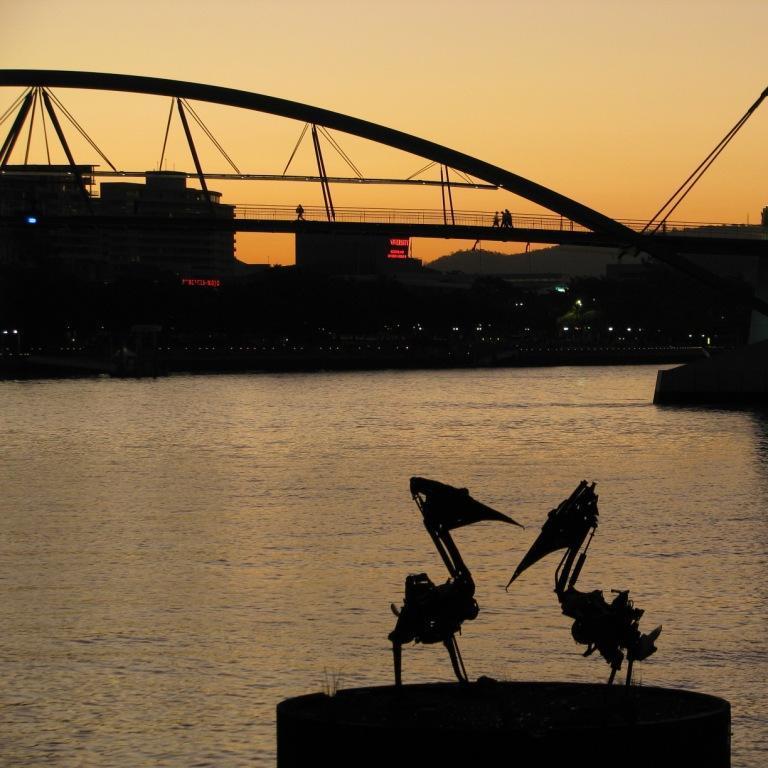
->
[1,367,767,766]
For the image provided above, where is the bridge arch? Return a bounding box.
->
[1,69,763,314]
[0,69,637,240]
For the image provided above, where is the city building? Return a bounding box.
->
[99,171,236,276]
[0,164,99,269]
[0,167,237,278]
[296,233,421,275]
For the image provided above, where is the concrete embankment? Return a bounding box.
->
[654,339,768,404]
[2,346,709,379]
[2,346,708,379]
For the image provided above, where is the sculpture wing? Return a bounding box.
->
[410,476,522,530]
[507,480,598,587]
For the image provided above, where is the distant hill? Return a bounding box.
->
[427,245,625,277]
[427,223,765,279]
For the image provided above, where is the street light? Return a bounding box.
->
[2,329,21,353]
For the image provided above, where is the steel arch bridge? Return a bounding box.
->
[0,69,766,313]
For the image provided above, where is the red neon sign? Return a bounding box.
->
[387,237,410,259]
[181,278,221,287]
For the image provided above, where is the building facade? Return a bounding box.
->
[295,233,421,275]
[0,167,236,278]
[99,171,236,276]
[0,165,99,269]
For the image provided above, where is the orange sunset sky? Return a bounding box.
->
[1,0,766,265]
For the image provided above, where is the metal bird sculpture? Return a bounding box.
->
[389,477,522,685]
[507,480,661,686]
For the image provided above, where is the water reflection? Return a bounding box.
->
[1,367,766,766]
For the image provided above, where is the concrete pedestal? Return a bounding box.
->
[277,680,730,767]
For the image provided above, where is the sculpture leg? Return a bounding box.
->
[444,635,468,683]
[625,656,634,688]
[392,642,402,687]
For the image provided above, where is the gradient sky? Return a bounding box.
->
[2,0,766,265]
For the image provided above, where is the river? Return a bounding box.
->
[1,366,766,766]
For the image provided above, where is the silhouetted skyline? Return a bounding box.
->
[2,1,766,266]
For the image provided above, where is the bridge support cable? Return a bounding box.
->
[39,89,92,211]
[644,85,768,234]
[407,159,480,188]
[317,125,364,179]
[282,122,310,175]
[282,122,362,214]
[44,89,117,172]
[311,123,335,221]
[439,165,455,226]
[40,89,51,164]
[0,89,35,168]
[406,160,437,180]
[0,87,32,128]
[24,88,36,165]
[176,97,214,211]
[439,165,447,224]
[455,169,478,185]
[445,166,456,225]
[23,88,38,164]
[158,97,174,171]
[180,98,240,174]
[158,95,242,175]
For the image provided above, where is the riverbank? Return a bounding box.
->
[0,345,707,379]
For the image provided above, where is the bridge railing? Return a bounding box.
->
[617,220,767,239]
[234,205,598,231]
[233,204,760,237]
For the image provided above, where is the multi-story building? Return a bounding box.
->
[296,232,421,275]
[99,171,236,276]
[0,167,237,278]
[0,165,99,269]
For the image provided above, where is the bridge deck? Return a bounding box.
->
[5,206,765,255]
[230,204,762,237]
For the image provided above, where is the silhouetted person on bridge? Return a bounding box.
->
[492,211,500,227]
[296,204,305,221]
[502,209,514,228]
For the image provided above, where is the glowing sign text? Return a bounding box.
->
[181,278,221,287]
[387,237,410,259]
